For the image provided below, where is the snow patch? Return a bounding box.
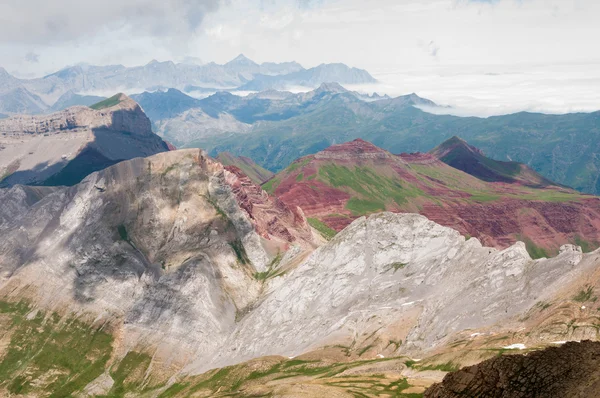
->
[503,343,526,350]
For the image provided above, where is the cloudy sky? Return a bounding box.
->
[1,0,599,114]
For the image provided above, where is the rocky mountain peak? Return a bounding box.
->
[227,54,258,66]
[314,138,394,161]
[431,135,485,159]
[314,82,348,94]
[430,136,557,187]
[0,94,168,186]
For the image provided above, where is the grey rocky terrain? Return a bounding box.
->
[1,148,599,381]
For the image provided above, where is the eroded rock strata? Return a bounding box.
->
[0,94,169,187]
[425,341,600,398]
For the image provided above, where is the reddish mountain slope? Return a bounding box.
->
[264,139,600,256]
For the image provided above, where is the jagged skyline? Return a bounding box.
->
[2,0,599,115]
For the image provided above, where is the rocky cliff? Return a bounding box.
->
[0,93,169,187]
[0,149,314,381]
[266,138,600,256]
[425,341,600,398]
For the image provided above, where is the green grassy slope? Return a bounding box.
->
[90,93,124,110]
[0,298,429,397]
[217,152,274,184]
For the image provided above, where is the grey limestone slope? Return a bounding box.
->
[1,149,598,377]
[0,148,314,370]
[188,212,593,373]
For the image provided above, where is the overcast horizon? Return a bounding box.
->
[1,0,599,116]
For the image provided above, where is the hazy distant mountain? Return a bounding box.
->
[0,55,374,107]
[131,84,434,148]
[0,87,48,114]
[50,90,106,112]
[0,67,22,92]
[238,63,377,91]
[131,88,202,120]
[196,82,394,124]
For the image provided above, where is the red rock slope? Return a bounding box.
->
[263,138,600,256]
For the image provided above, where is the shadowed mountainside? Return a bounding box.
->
[431,136,558,187]
[0,93,169,187]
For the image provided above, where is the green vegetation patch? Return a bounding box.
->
[157,382,189,398]
[0,300,114,397]
[318,163,425,213]
[286,157,312,173]
[117,224,129,242]
[103,351,153,397]
[90,94,123,110]
[346,198,386,215]
[573,285,595,302]
[162,355,421,397]
[574,235,598,253]
[522,237,549,259]
[308,217,337,240]
[384,262,407,274]
[418,362,460,372]
[254,252,284,281]
[229,238,251,265]
[262,177,281,194]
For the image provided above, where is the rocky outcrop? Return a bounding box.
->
[0,148,314,373]
[425,341,600,398]
[0,94,169,187]
[187,213,600,373]
[224,165,313,249]
[268,138,600,254]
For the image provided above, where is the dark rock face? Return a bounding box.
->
[425,341,600,398]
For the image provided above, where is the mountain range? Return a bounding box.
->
[1,90,600,396]
[0,55,376,115]
[134,84,597,196]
